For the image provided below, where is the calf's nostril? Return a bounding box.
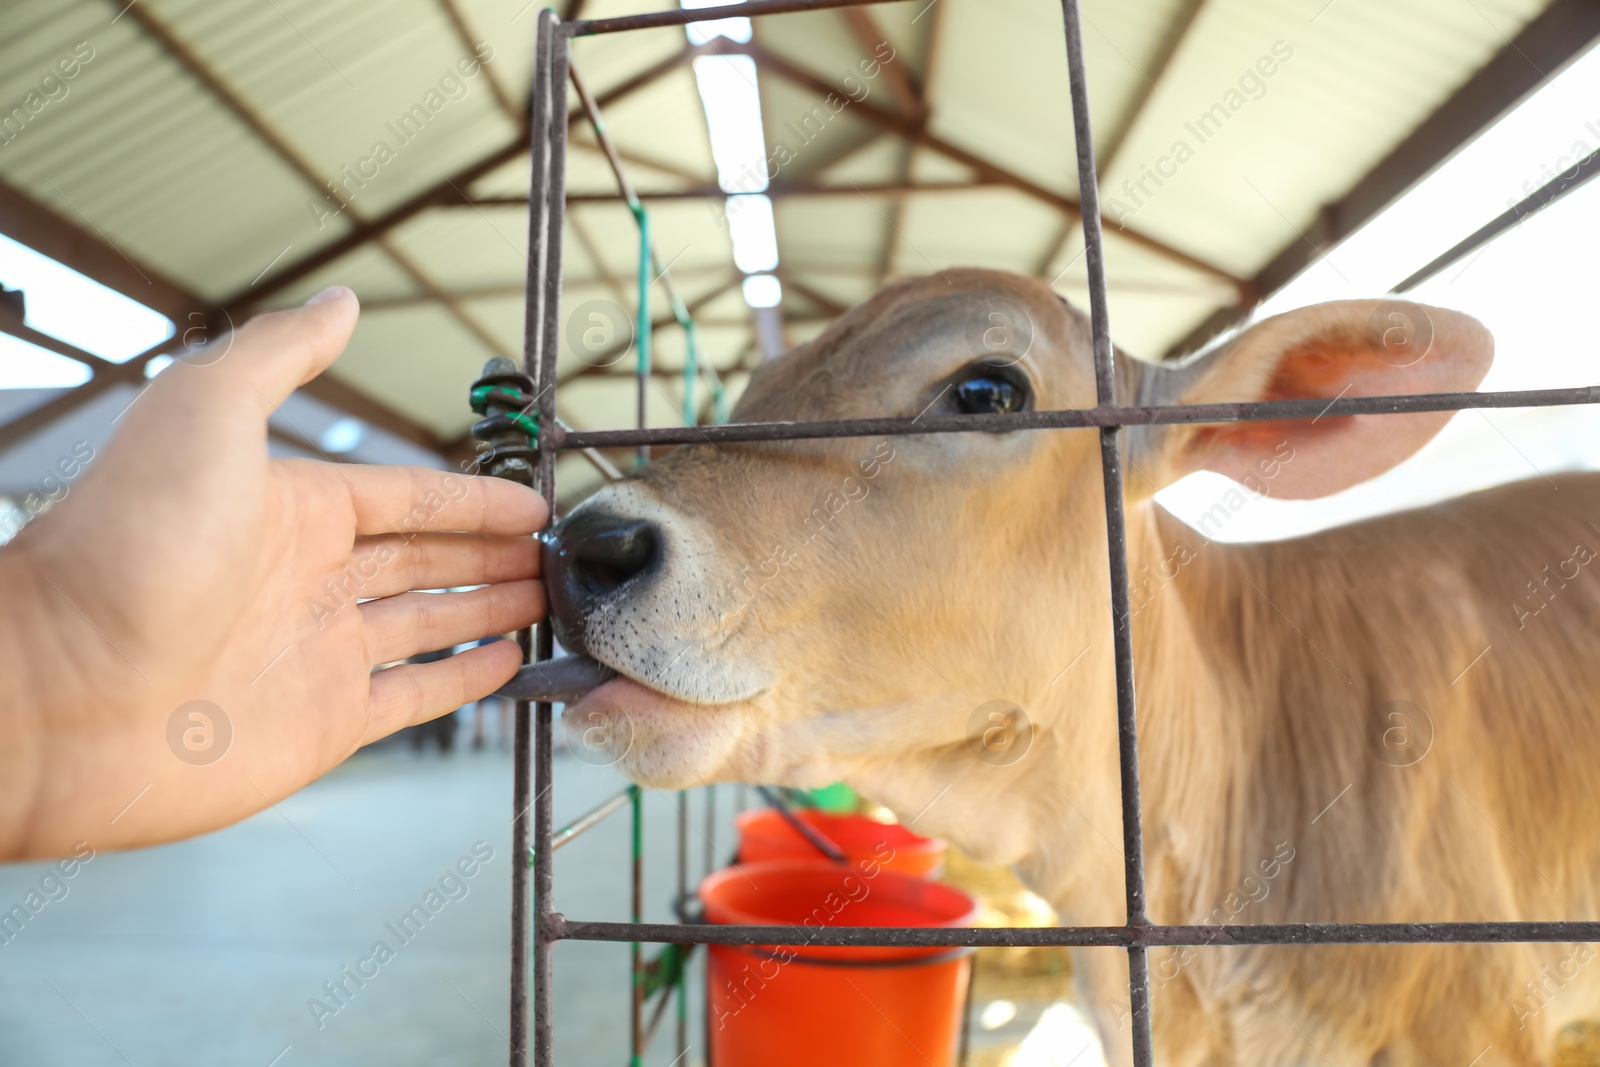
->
[566,516,661,598]
[544,510,664,655]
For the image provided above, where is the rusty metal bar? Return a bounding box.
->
[509,17,549,1064]
[567,60,723,441]
[548,788,633,852]
[1061,2,1154,1063]
[554,918,1600,948]
[755,785,848,863]
[549,383,1600,450]
[1394,145,1600,294]
[675,788,689,1060]
[565,0,912,36]
[537,19,570,1067]
[524,12,567,1067]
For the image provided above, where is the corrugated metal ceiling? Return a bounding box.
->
[0,0,1560,503]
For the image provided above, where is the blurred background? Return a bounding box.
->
[2,0,1599,1063]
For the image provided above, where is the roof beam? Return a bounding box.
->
[0,376,122,454]
[0,318,122,376]
[0,303,446,455]
[1095,0,1207,178]
[1034,0,1208,277]
[560,274,746,384]
[221,40,701,315]
[120,4,512,363]
[777,126,889,183]
[839,9,923,120]
[772,269,847,317]
[727,39,1247,295]
[566,212,633,307]
[1161,0,1600,359]
[568,137,710,186]
[217,140,529,313]
[878,0,946,287]
[0,23,712,456]
[0,177,207,325]
[435,0,521,127]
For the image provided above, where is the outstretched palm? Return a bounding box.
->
[0,290,545,858]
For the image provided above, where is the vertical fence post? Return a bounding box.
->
[1059,2,1156,1065]
[632,205,651,467]
[512,12,553,1067]
[630,784,644,1065]
[676,789,690,1058]
[529,12,569,1067]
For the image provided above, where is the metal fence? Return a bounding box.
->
[509,2,1600,1066]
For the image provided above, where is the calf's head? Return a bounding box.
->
[545,268,1490,860]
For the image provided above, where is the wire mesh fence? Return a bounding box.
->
[508,3,1600,1066]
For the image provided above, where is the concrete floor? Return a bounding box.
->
[0,734,738,1067]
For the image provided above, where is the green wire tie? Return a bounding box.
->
[642,943,687,999]
[470,384,540,442]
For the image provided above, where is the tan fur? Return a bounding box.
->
[562,269,1600,1065]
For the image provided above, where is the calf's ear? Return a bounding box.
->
[1125,300,1492,500]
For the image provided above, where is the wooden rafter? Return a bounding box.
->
[559,274,745,385]
[840,9,923,120]
[1034,0,1209,278]
[122,4,513,363]
[220,41,701,316]
[0,301,445,454]
[772,269,846,317]
[1160,0,1600,359]
[877,0,945,287]
[435,0,521,127]
[0,179,206,326]
[724,39,1248,295]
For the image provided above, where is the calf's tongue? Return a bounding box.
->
[495,654,616,703]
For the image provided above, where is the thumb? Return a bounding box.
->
[233,286,361,410]
[173,286,361,416]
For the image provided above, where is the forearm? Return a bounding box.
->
[0,541,49,860]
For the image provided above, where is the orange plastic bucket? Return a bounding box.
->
[735,808,947,878]
[700,860,977,1067]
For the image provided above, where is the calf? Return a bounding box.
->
[543,268,1600,1065]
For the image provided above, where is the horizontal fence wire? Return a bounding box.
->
[554,919,1600,948]
[550,384,1600,450]
[566,0,914,36]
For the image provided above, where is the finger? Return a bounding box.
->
[340,465,549,537]
[361,580,544,666]
[363,639,523,743]
[349,532,539,599]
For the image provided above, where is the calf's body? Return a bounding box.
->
[1056,480,1600,1064]
[543,269,1600,1064]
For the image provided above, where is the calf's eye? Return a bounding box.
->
[955,372,1025,415]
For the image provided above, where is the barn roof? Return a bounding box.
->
[1,0,1595,506]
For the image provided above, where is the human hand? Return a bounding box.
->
[0,288,546,859]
